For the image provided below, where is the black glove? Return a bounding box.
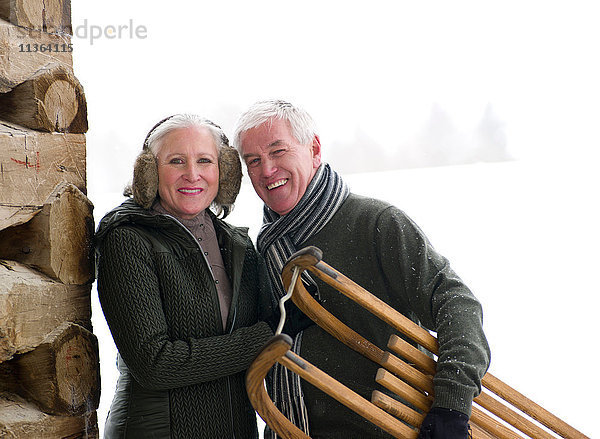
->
[264,300,314,338]
[418,407,470,439]
[281,301,314,338]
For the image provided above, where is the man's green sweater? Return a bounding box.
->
[297,193,490,438]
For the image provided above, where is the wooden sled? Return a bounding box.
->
[246,246,589,439]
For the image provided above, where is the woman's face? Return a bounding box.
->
[156,126,219,219]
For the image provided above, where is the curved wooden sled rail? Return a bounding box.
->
[246,334,310,439]
[247,246,589,439]
[247,334,417,439]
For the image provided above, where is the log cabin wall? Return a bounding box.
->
[0,1,99,437]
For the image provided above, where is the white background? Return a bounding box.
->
[70,1,599,437]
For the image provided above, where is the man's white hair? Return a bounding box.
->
[233,99,318,152]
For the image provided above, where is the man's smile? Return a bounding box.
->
[267,179,288,190]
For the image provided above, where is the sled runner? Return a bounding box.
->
[246,246,588,439]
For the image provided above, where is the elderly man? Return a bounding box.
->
[234,100,490,439]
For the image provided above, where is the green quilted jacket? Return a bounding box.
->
[95,199,273,438]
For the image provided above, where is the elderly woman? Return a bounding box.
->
[95,114,275,438]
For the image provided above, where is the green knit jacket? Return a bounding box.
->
[95,199,273,439]
[297,193,491,438]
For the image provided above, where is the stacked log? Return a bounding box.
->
[0,20,73,93]
[0,1,99,437]
[0,64,88,133]
[0,123,86,206]
[0,0,72,34]
[0,182,94,284]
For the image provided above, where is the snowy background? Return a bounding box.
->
[69,1,598,437]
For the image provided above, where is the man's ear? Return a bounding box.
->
[311,135,322,168]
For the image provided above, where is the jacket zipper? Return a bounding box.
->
[226,376,236,439]
[226,306,238,438]
[160,213,225,326]
[162,213,238,437]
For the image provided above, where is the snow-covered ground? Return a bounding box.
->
[91,158,597,438]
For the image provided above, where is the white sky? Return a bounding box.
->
[72,0,600,182]
[69,1,599,437]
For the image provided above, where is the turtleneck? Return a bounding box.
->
[151,200,232,330]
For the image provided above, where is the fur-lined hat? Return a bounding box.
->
[128,115,242,218]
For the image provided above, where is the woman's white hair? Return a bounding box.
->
[232,99,318,151]
[145,114,228,156]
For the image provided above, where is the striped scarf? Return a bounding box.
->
[257,163,349,437]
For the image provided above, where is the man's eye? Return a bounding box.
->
[247,158,260,167]
[273,149,285,156]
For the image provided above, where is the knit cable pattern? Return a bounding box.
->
[97,215,272,438]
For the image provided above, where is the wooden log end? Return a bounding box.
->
[0,392,98,438]
[0,0,72,34]
[0,260,92,361]
[15,322,100,416]
[46,183,94,284]
[0,64,87,133]
[0,183,94,284]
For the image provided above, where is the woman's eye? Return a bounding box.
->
[198,158,212,164]
[169,158,184,164]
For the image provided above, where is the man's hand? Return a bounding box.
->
[418,407,471,439]
[281,301,314,337]
[264,301,314,338]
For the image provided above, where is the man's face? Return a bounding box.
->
[240,118,321,216]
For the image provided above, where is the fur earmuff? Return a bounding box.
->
[132,150,159,209]
[215,145,242,207]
